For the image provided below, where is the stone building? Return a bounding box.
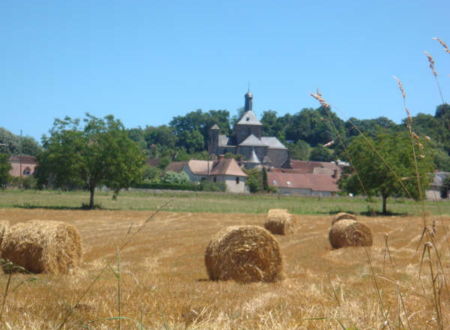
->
[208,92,290,168]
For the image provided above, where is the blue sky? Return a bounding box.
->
[1,0,449,141]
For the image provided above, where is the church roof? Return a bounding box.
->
[218,135,236,147]
[239,134,267,147]
[210,124,219,130]
[248,149,260,163]
[261,137,287,150]
[236,110,263,126]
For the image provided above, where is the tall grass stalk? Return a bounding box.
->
[57,199,172,329]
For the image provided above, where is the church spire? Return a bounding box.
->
[244,90,253,111]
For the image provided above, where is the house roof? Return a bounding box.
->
[239,134,267,147]
[166,161,187,173]
[236,110,263,126]
[9,155,37,164]
[210,124,220,130]
[248,149,260,163]
[186,158,247,177]
[290,160,340,173]
[218,135,236,147]
[268,171,339,192]
[261,137,287,150]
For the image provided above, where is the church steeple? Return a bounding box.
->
[244,91,253,111]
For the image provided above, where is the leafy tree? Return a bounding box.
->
[245,168,262,193]
[341,131,434,214]
[287,140,311,160]
[37,114,145,208]
[161,171,189,185]
[0,153,11,188]
[284,107,345,146]
[261,110,286,140]
[0,128,41,156]
[170,109,230,151]
[345,117,397,137]
[127,128,147,150]
[144,125,177,150]
[310,145,334,161]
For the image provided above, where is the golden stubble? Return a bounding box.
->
[0,208,448,329]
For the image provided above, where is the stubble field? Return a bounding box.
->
[0,207,448,329]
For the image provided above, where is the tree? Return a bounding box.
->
[287,140,311,160]
[310,145,334,161]
[0,127,41,156]
[0,153,11,188]
[37,114,145,208]
[341,131,434,214]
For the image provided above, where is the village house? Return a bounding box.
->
[9,155,37,177]
[267,160,342,196]
[182,156,248,193]
[425,171,449,200]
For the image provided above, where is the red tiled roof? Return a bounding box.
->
[166,161,187,173]
[187,158,247,177]
[9,155,37,164]
[268,171,339,192]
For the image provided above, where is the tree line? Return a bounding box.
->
[0,103,449,210]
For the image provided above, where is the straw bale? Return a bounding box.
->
[331,212,357,225]
[1,220,82,274]
[264,209,294,235]
[0,220,10,249]
[205,225,283,283]
[329,219,372,249]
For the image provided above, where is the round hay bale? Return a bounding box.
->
[328,219,373,249]
[205,225,283,283]
[1,220,82,274]
[331,212,357,225]
[264,209,293,235]
[0,220,10,248]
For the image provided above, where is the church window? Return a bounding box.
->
[236,177,240,184]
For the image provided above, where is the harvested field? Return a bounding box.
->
[0,208,448,329]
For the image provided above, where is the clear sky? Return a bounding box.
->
[1,0,449,141]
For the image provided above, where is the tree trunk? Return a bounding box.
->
[89,186,95,209]
[382,194,388,215]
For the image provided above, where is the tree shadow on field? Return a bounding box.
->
[359,210,408,217]
[13,203,105,211]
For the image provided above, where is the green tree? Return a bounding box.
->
[287,140,311,160]
[0,153,11,188]
[37,114,145,208]
[310,145,334,161]
[341,131,434,214]
[245,168,262,193]
[0,128,41,156]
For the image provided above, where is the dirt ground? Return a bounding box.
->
[0,208,448,329]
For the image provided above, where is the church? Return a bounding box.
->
[208,92,290,168]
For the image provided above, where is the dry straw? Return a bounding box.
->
[432,37,450,53]
[204,225,283,283]
[0,221,10,250]
[264,209,294,235]
[329,219,373,249]
[1,220,82,274]
[331,212,357,225]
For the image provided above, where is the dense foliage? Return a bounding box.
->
[0,127,41,156]
[124,104,449,172]
[339,131,435,214]
[36,114,145,208]
[0,153,11,188]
